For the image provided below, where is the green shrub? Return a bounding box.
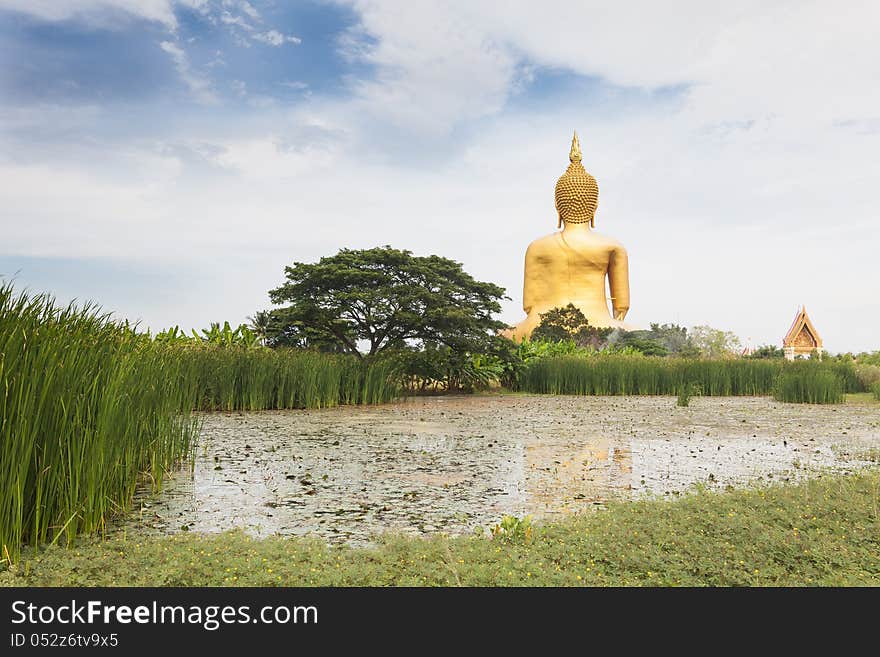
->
[855,364,880,390]
[676,383,701,407]
[826,360,865,393]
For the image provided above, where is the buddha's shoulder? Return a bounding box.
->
[525,232,562,253]
[590,231,628,250]
[526,230,627,252]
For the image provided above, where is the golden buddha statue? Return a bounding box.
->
[507,132,631,341]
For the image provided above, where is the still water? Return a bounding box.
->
[122,395,880,545]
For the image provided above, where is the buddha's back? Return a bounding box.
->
[507,132,631,341]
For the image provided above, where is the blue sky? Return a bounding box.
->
[1,1,878,352]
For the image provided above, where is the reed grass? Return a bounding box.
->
[772,364,845,404]
[519,355,781,396]
[518,354,859,402]
[0,284,199,562]
[0,284,398,561]
[176,346,398,411]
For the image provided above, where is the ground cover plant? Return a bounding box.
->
[3,470,878,586]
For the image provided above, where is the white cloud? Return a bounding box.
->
[3,2,880,352]
[252,29,301,46]
[220,10,253,30]
[238,1,259,20]
[159,40,218,104]
[338,1,880,136]
[0,0,178,29]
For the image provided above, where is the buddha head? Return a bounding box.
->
[554,131,598,228]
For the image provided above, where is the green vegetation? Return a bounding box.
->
[4,470,878,586]
[518,354,862,402]
[0,284,398,561]
[826,360,864,393]
[531,304,612,348]
[746,344,786,359]
[676,383,701,407]
[266,246,507,358]
[836,350,880,367]
[773,367,845,404]
[519,355,782,396]
[526,309,725,359]
[393,344,507,393]
[156,321,262,348]
[261,246,511,392]
[688,325,743,358]
[180,347,398,411]
[0,284,199,563]
[872,382,880,401]
[2,264,874,564]
[855,364,880,390]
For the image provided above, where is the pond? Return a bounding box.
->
[121,395,880,545]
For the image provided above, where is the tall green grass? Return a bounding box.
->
[0,284,199,561]
[518,354,859,402]
[773,365,844,404]
[519,355,781,396]
[0,284,399,561]
[177,346,398,411]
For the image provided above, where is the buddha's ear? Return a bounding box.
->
[557,211,562,229]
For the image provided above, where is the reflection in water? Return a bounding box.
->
[526,439,633,517]
[121,395,880,546]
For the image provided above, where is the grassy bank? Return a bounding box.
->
[519,355,861,402]
[3,471,878,586]
[0,284,398,561]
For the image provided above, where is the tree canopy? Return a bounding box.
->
[612,323,698,357]
[689,325,742,359]
[266,246,508,358]
[531,304,612,348]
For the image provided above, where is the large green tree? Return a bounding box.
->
[267,246,508,358]
[689,325,742,359]
[531,303,612,348]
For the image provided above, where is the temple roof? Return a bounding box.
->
[782,306,823,348]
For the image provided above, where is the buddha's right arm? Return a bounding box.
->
[608,245,630,320]
[522,254,534,314]
[522,244,542,314]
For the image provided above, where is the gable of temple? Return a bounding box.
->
[782,307,823,359]
[791,326,817,348]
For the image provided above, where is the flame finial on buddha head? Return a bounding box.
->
[554,131,598,228]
